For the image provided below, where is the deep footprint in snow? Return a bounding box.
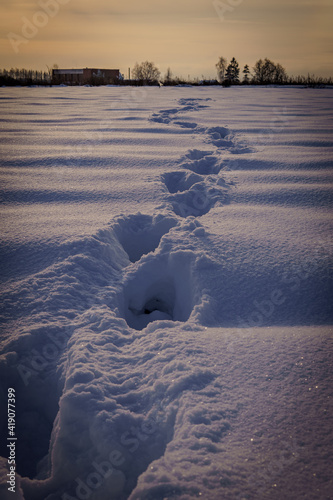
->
[173,121,198,129]
[121,251,198,331]
[180,149,223,175]
[184,149,214,161]
[126,279,176,330]
[206,126,229,139]
[112,213,178,263]
[205,126,251,153]
[167,180,230,218]
[178,97,212,105]
[180,154,222,175]
[178,97,211,111]
[205,126,234,148]
[150,108,181,124]
[0,343,63,479]
[150,98,211,125]
[162,171,204,193]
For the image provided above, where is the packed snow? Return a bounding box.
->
[0,85,332,500]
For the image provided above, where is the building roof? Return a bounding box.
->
[53,69,84,75]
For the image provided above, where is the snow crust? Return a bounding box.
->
[0,86,332,499]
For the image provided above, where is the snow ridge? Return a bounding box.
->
[1,95,227,500]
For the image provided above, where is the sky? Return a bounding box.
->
[1,0,332,79]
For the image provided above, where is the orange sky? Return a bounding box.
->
[1,0,332,79]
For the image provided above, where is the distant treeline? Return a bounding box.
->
[0,68,52,86]
[214,57,332,87]
[0,62,332,88]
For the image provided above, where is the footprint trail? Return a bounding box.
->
[152,97,239,218]
[5,93,250,500]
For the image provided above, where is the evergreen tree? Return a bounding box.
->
[242,64,251,84]
[164,67,173,84]
[225,57,240,84]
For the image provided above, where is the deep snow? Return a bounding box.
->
[0,86,332,500]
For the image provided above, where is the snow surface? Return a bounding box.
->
[0,86,332,500]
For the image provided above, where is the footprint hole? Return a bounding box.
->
[113,214,177,263]
[122,254,196,331]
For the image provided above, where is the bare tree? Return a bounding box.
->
[274,63,288,83]
[253,58,287,84]
[253,58,264,83]
[216,57,227,82]
[253,58,275,83]
[263,58,276,82]
[132,61,161,83]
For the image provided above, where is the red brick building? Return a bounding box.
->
[52,68,120,85]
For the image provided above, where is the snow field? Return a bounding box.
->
[0,86,332,499]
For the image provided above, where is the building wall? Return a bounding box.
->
[52,68,120,85]
[83,68,120,83]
